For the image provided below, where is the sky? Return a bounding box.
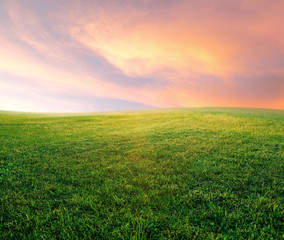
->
[0,0,283,112]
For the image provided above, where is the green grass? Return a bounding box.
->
[0,107,283,239]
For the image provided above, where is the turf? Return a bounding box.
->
[0,108,283,239]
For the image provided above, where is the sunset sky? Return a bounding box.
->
[0,0,283,112]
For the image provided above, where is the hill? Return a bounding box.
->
[0,108,283,239]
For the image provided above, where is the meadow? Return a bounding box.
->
[0,108,283,239]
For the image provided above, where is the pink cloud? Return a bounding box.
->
[0,0,283,111]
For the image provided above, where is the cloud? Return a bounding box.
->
[66,0,284,108]
[0,0,283,111]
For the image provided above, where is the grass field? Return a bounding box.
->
[0,108,283,239]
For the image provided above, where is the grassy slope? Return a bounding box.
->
[0,108,283,239]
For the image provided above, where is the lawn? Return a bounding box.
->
[0,108,283,239]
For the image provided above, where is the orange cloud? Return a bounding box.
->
[0,0,283,111]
